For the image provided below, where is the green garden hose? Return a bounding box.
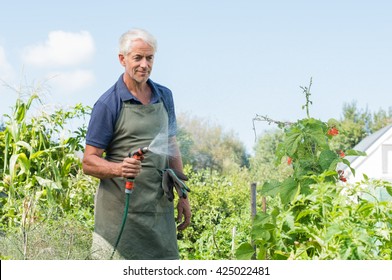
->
[110,190,131,260]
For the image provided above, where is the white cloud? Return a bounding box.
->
[0,46,14,81]
[22,31,95,67]
[46,69,95,93]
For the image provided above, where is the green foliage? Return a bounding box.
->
[260,115,365,204]
[237,180,392,260]
[255,81,365,205]
[0,92,94,226]
[371,107,392,132]
[0,85,96,259]
[178,166,252,259]
[250,130,293,184]
[329,102,370,151]
[240,80,391,260]
[0,215,92,260]
[329,102,392,152]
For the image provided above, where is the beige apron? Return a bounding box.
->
[91,101,178,260]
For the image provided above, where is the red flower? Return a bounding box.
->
[339,150,345,158]
[287,157,292,165]
[337,170,347,182]
[327,127,339,136]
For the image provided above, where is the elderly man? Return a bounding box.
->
[83,28,191,260]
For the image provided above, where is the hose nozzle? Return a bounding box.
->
[129,146,149,159]
[125,147,149,192]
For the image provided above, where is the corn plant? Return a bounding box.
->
[0,84,95,259]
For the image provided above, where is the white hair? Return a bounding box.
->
[119,28,157,55]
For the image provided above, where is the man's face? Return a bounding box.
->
[119,39,155,84]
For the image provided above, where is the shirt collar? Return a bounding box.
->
[117,74,160,103]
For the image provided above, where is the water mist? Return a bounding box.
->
[148,129,177,158]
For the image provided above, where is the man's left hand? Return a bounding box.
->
[177,197,191,231]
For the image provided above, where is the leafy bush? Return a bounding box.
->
[237,179,392,260]
[178,166,252,259]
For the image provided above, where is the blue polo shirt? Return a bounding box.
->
[86,74,177,149]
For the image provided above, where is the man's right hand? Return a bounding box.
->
[83,144,142,179]
[121,157,142,178]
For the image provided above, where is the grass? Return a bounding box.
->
[0,215,92,260]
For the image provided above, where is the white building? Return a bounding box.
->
[345,124,392,182]
[344,124,392,201]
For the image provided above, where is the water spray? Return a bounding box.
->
[146,129,175,157]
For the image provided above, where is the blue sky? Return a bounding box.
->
[1,0,391,152]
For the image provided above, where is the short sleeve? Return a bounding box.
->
[85,101,116,149]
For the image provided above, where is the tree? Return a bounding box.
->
[176,113,249,173]
[330,102,392,152]
[370,106,392,132]
[250,129,292,184]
